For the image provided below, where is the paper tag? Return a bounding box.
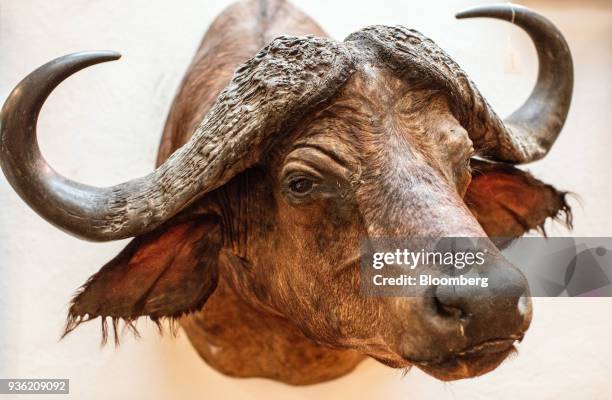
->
[504,40,522,74]
[504,2,521,74]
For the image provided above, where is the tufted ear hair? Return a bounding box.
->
[465,159,572,247]
[62,215,221,344]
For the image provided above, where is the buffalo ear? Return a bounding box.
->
[63,215,221,344]
[465,159,572,245]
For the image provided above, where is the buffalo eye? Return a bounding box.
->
[289,178,314,195]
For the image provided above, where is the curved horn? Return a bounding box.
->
[1,39,352,241]
[456,4,573,163]
[0,52,201,241]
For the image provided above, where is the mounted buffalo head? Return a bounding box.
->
[0,2,572,384]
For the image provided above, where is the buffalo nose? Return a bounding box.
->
[433,263,532,338]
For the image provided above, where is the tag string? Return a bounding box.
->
[508,1,517,24]
[504,2,521,74]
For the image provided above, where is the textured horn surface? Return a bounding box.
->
[0,37,353,241]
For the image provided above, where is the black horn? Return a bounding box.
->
[456,3,574,163]
[0,52,197,241]
[0,36,353,241]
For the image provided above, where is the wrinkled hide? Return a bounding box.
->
[0,0,574,385]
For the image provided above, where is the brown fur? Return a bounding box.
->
[64,0,571,385]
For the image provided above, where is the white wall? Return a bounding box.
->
[1,1,611,399]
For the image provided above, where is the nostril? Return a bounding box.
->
[433,293,465,319]
[433,283,471,319]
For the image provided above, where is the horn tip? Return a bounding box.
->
[70,50,122,63]
[455,4,523,22]
[94,50,122,61]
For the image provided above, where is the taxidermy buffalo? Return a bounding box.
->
[0,0,572,385]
